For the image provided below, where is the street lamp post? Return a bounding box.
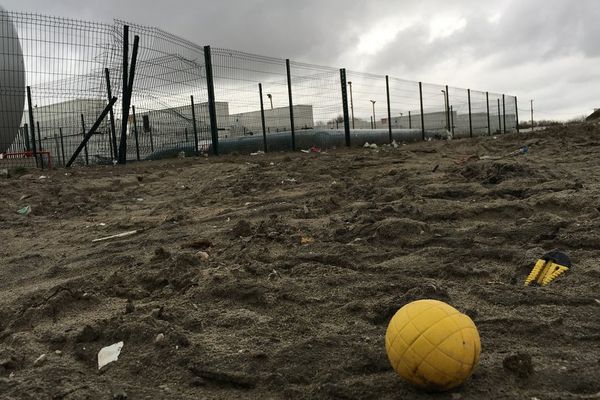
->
[266,94,273,110]
[530,99,534,133]
[348,81,355,129]
[370,100,376,129]
[441,89,449,131]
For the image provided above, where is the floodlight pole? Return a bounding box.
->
[370,100,376,129]
[530,99,534,133]
[348,81,355,129]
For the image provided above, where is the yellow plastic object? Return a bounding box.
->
[385,299,481,392]
[524,259,570,287]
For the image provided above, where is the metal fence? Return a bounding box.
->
[0,10,519,169]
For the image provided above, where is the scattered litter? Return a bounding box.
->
[39,175,48,180]
[136,198,144,202]
[432,164,440,173]
[92,230,138,243]
[524,250,571,287]
[154,333,166,346]
[300,237,315,245]
[269,162,275,166]
[300,146,321,154]
[282,178,297,184]
[250,151,265,156]
[363,142,371,148]
[178,151,186,159]
[391,140,399,148]
[268,269,281,281]
[196,251,210,261]
[480,146,529,161]
[17,205,31,216]
[98,223,107,227]
[595,299,600,305]
[97,341,124,370]
[33,354,47,367]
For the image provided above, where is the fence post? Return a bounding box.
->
[515,97,520,133]
[340,68,351,147]
[53,134,61,167]
[445,85,450,132]
[23,124,30,151]
[149,127,155,153]
[259,83,268,152]
[386,75,392,144]
[467,89,473,138]
[419,82,425,141]
[190,95,200,155]
[408,111,412,129]
[119,25,129,164]
[497,98,501,134]
[132,106,140,161]
[502,94,507,134]
[36,122,45,169]
[80,115,89,165]
[105,68,118,160]
[118,27,139,164]
[486,91,491,136]
[26,86,38,167]
[59,128,65,167]
[286,59,296,151]
[203,46,219,156]
[450,105,455,135]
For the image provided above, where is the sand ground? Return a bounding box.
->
[1,124,599,399]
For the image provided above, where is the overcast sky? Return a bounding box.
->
[4,0,599,120]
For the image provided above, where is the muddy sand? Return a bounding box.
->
[1,124,599,399]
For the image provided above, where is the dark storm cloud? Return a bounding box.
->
[2,0,599,118]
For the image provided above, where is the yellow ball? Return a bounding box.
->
[385,299,481,391]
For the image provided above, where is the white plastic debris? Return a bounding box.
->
[363,142,371,148]
[98,341,124,370]
[33,354,47,367]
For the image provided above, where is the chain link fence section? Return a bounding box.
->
[0,10,520,170]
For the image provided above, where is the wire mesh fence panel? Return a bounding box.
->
[504,95,518,132]
[122,21,208,160]
[0,9,520,169]
[345,71,389,131]
[447,87,470,138]
[469,90,490,136]
[488,92,504,134]
[289,61,343,143]
[211,49,288,153]
[420,82,449,134]
[0,12,119,168]
[387,77,421,131]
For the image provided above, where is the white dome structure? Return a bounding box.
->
[0,7,26,154]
